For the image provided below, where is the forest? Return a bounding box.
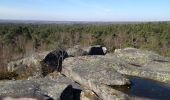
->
[0,22,170,69]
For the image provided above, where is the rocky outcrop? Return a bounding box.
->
[5,46,170,100]
[7,49,68,78]
[114,47,170,66]
[108,48,170,83]
[7,51,50,72]
[7,51,50,79]
[62,56,130,85]
[62,56,130,100]
[0,73,102,100]
[0,75,74,100]
[7,45,107,79]
[62,47,170,99]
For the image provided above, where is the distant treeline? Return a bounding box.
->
[0,22,170,67]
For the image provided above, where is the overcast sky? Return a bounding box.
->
[0,0,170,21]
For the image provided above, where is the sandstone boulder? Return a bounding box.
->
[7,51,50,79]
[62,56,130,100]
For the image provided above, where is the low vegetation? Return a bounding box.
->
[0,71,18,80]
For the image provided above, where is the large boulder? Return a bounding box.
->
[41,50,68,76]
[7,51,50,72]
[7,49,69,79]
[7,51,50,79]
[62,56,130,100]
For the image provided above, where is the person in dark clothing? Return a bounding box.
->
[41,50,68,76]
[88,46,107,55]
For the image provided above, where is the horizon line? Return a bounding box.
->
[0,19,170,23]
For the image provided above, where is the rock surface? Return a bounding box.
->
[7,51,50,72]
[62,56,130,100]
[80,90,101,100]
[3,97,37,100]
[62,56,130,85]
[108,48,170,83]
[7,51,50,79]
[114,47,170,66]
[0,75,73,100]
[5,47,170,100]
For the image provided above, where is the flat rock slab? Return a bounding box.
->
[0,75,73,100]
[62,56,130,86]
[107,48,170,83]
[112,61,170,83]
[62,56,130,100]
[114,47,170,66]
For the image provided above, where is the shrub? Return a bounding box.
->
[0,71,18,80]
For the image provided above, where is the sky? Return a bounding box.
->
[0,0,170,21]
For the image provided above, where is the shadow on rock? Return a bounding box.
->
[60,85,82,100]
[73,88,82,100]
